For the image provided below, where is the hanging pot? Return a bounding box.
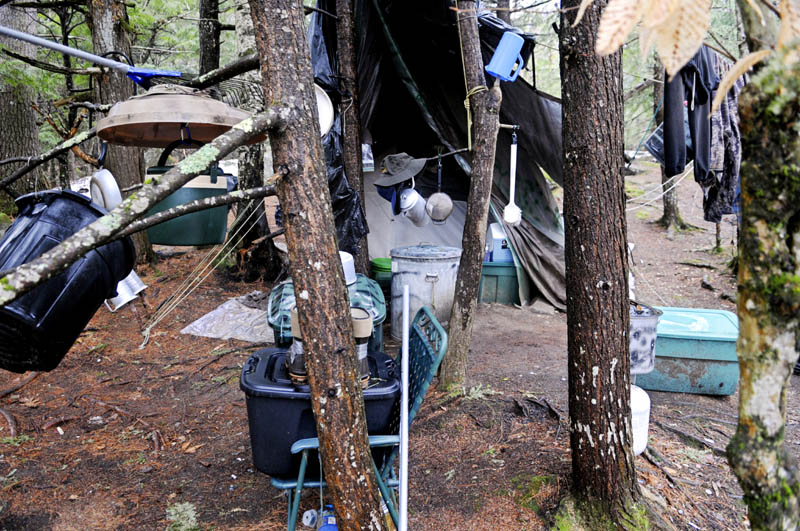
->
[398,188,430,227]
[425,153,453,224]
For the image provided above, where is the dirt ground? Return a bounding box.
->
[0,162,796,530]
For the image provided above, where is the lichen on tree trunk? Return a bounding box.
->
[440,0,502,389]
[728,47,800,530]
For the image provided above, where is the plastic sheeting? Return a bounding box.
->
[303,9,370,257]
[348,0,566,309]
[180,291,274,343]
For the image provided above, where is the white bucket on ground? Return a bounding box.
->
[629,301,662,375]
[631,384,651,456]
[389,245,461,340]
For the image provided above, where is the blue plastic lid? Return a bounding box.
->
[390,245,462,259]
[655,307,738,341]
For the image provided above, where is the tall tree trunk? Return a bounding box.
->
[559,0,643,525]
[248,1,387,528]
[199,0,221,75]
[231,0,281,281]
[336,0,369,275]
[653,56,684,233]
[496,0,511,24]
[727,4,800,527]
[88,0,155,264]
[440,1,502,388]
[0,6,41,212]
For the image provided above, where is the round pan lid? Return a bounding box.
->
[97,85,264,148]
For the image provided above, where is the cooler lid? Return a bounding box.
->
[267,274,387,336]
[390,245,462,260]
[240,349,399,399]
[655,307,738,341]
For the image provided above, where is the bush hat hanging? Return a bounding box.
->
[374,153,426,187]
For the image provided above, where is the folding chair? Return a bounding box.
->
[270,306,448,530]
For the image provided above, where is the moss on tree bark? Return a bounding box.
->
[728,46,800,530]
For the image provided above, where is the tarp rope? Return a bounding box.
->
[139,200,265,348]
[455,0,488,151]
[625,162,694,212]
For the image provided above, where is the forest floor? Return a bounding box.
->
[0,162,795,530]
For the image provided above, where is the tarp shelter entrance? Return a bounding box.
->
[310,0,566,310]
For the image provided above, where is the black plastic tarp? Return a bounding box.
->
[345,0,566,309]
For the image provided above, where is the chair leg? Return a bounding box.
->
[287,451,309,531]
[373,462,399,528]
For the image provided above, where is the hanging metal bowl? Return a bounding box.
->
[97,84,263,148]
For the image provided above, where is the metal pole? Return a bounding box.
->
[0,25,130,73]
[399,285,409,531]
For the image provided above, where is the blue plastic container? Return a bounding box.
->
[485,32,524,82]
[635,307,739,395]
[0,190,135,372]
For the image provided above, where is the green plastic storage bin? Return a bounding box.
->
[145,165,229,246]
[478,262,520,305]
[635,307,739,395]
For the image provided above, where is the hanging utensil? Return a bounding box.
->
[425,152,454,224]
[503,129,522,226]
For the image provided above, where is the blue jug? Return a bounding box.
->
[485,32,524,82]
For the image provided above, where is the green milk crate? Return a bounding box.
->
[478,262,520,305]
[636,307,739,396]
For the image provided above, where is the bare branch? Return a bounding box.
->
[0,106,293,307]
[2,49,100,76]
[183,53,259,89]
[0,127,97,197]
[116,181,282,239]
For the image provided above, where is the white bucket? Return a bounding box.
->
[389,245,461,340]
[631,384,651,456]
[629,301,662,375]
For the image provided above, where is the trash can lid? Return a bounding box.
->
[390,245,462,260]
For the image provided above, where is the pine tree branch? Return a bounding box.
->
[0,106,293,307]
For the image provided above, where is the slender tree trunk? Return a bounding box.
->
[88,0,155,264]
[231,0,282,281]
[0,6,41,212]
[653,56,683,233]
[248,1,387,528]
[726,6,800,523]
[559,0,644,525]
[496,0,511,24]
[336,0,370,275]
[440,1,502,388]
[199,0,221,75]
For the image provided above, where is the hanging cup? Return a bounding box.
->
[485,32,525,82]
[398,188,430,227]
[105,270,147,312]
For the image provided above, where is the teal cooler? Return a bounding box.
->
[478,262,520,305]
[636,307,739,395]
[145,166,229,246]
[267,273,386,352]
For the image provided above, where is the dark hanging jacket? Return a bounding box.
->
[663,46,719,184]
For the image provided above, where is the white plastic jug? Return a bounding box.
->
[631,384,651,456]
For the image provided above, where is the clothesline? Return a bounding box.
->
[626,162,694,212]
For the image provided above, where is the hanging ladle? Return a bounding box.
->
[426,151,454,224]
[504,127,522,226]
